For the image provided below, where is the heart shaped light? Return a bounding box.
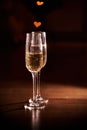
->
[33,21,42,28]
[36,1,44,6]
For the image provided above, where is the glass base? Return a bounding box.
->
[36,96,48,104]
[24,98,46,110]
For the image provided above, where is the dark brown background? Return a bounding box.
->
[0,0,87,86]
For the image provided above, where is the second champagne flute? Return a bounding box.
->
[36,32,48,104]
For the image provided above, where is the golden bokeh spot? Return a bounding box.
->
[36,1,44,6]
[33,21,42,28]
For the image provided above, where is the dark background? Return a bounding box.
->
[0,0,87,86]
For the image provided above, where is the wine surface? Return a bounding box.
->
[26,52,43,72]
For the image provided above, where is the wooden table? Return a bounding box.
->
[0,80,87,130]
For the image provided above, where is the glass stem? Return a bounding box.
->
[37,71,41,97]
[32,72,37,102]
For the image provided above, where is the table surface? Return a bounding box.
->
[0,80,87,130]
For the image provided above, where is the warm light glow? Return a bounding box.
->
[33,21,42,28]
[36,1,44,6]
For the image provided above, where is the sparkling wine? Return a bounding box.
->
[26,52,43,73]
[43,45,47,67]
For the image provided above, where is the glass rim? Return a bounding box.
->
[26,31,46,34]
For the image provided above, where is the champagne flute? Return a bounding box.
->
[24,32,46,110]
[36,32,48,104]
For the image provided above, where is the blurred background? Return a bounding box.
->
[0,0,87,86]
